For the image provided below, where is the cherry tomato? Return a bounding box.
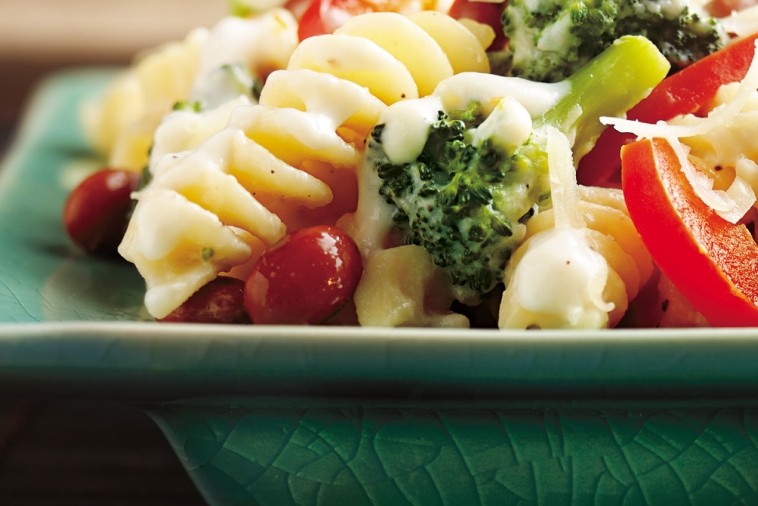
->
[159,277,251,324]
[244,225,363,324]
[63,168,140,256]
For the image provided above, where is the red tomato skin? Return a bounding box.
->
[159,277,251,324]
[579,32,758,187]
[244,225,363,324]
[62,168,140,256]
[621,138,758,327]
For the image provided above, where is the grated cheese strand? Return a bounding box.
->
[599,40,758,223]
[546,125,583,229]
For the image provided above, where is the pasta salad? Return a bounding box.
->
[62,0,758,329]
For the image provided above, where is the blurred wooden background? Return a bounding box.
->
[0,2,230,503]
[0,399,207,504]
[0,0,228,150]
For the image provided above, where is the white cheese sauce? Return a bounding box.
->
[513,227,613,328]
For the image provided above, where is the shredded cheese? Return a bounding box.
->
[720,5,758,38]
[600,40,758,223]
[546,126,583,229]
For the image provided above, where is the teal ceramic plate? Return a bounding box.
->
[2,70,758,505]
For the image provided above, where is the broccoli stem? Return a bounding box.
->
[540,35,670,160]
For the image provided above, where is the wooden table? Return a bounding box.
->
[0,398,207,505]
[0,0,229,143]
[0,0,228,63]
[0,4,234,501]
[0,398,208,505]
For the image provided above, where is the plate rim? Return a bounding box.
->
[2,68,758,402]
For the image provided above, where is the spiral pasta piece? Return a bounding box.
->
[287,11,490,104]
[81,31,204,171]
[506,187,653,327]
[405,11,492,75]
[82,9,299,171]
[119,11,490,319]
[283,11,491,254]
[120,123,335,319]
[498,129,653,329]
[259,69,386,140]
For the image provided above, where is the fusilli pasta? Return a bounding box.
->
[498,128,653,329]
[82,9,299,171]
[119,11,488,319]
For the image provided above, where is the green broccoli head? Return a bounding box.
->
[366,36,669,301]
[370,108,549,297]
[503,0,726,83]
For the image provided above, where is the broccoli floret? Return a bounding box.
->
[367,36,669,300]
[373,109,548,295]
[503,0,727,83]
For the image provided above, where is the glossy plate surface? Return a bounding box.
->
[2,70,758,506]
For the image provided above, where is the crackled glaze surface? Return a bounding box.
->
[151,400,758,506]
[0,69,146,323]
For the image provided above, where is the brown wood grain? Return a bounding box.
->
[0,399,206,505]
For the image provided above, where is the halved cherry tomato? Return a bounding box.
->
[620,138,758,327]
[578,32,758,187]
[63,168,140,256]
[244,225,363,324]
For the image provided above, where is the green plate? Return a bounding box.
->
[2,70,758,505]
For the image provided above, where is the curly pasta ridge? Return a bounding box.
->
[118,11,488,319]
[499,186,653,329]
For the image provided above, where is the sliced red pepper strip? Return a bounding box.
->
[621,138,758,327]
[579,32,758,187]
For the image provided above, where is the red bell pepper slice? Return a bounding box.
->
[620,137,758,327]
[579,32,758,187]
